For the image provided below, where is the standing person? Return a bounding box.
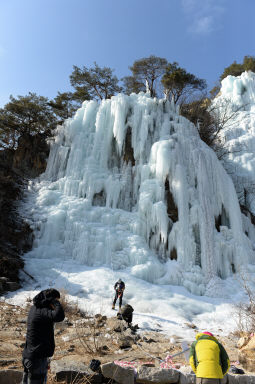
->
[189,331,230,384]
[112,278,125,310]
[22,288,65,384]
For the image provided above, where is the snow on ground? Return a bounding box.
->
[5,253,244,342]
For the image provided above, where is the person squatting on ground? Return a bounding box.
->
[189,331,230,384]
[22,288,65,384]
[117,304,134,326]
[112,278,125,309]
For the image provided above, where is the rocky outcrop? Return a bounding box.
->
[0,150,30,293]
[123,127,135,166]
[12,133,49,178]
[0,133,49,293]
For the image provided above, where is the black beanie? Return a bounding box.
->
[33,288,60,308]
[45,288,60,300]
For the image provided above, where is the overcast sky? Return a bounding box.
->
[0,0,254,107]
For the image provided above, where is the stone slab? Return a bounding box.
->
[50,359,102,383]
[136,366,179,384]
[101,362,134,384]
[0,370,23,384]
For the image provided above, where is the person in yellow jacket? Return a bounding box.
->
[189,331,230,384]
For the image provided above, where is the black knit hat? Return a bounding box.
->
[45,288,60,300]
[33,288,60,308]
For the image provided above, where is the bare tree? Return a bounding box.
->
[235,273,255,334]
[182,97,249,155]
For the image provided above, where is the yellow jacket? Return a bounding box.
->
[189,333,230,379]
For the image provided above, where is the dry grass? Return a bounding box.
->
[235,274,255,334]
[73,314,109,355]
[47,370,100,384]
[59,289,82,319]
[56,289,114,359]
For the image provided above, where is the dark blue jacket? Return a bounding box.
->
[114,281,125,292]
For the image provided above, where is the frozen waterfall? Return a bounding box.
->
[25,92,255,296]
[212,71,255,219]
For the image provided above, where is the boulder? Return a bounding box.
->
[239,335,255,371]
[50,360,103,383]
[136,366,179,384]
[118,335,135,349]
[0,370,23,384]
[101,362,135,384]
[107,317,127,332]
[179,372,196,384]
[227,374,255,384]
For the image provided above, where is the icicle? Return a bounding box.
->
[145,79,150,95]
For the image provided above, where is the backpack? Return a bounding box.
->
[230,365,245,375]
[121,304,134,315]
[89,359,101,372]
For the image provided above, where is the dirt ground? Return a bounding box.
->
[0,300,249,383]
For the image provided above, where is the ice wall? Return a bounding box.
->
[28,92,255,296]
[212,71,255,221]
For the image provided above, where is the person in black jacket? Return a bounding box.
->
[22,288,65,384]
[112,279,125,310]
[117,304,134,326]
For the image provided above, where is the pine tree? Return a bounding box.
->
[70,62,122,101]
[128,55,167,97]
[220,55,255,81]
[161,62,206,104]
[0,93,57,148]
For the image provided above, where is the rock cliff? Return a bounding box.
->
[0,133,49,293]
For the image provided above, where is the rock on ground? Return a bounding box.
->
[50,359,103,383]
[0,369,23,384]
[136,366,180,384]
[101,362,135,384]
[239,335,255,372]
